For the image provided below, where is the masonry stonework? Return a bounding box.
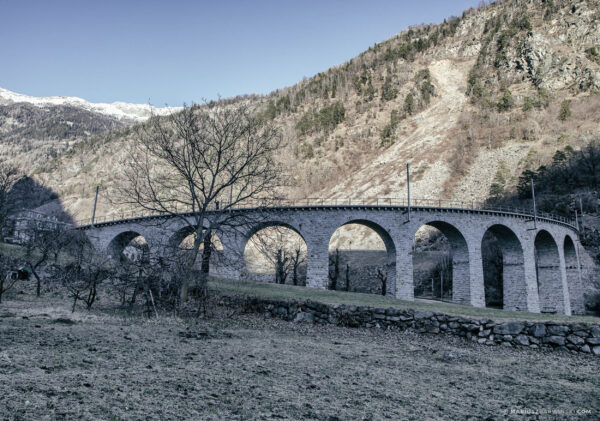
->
[80,206,583,315]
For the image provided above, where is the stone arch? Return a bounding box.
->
[481,224,527,311]
[107,231,149,262]
[328,219,397,296]
[243,221,306,250]
[564,235,583,314]
[242,221,308,286]
[534,230,564,314]
[168,225,197,251]
[167,225,223,251]
[413,221,470,305]
[166,225,224,274]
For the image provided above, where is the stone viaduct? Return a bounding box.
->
[79,203,585,315]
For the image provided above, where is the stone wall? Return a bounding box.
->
[225,295,600,356]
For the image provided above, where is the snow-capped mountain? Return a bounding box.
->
[0,87,180,122]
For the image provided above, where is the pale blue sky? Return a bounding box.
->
[1,0,481,106]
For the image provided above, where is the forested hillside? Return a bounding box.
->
[18,0,597,224]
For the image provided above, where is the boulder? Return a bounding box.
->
[543,336,566,346]
[293,312,315,323]
[566,335,585,346]
[546,325,569,336]
[273,306,288,316]
[478,329,491,337]
[529,324,546,337]
[463,323,480,332]
[514,335,530,346]
[493,322,524,335]
[414,311,434,319]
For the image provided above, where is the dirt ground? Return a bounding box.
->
[0,294,599,421]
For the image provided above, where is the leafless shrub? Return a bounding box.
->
[0,163,22,239]
[48,232,113,312]
[0,254,25,304]
[23,225,75,297]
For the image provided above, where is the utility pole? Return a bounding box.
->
[229,165,235,212]
[407,163,411,222]
[579,197,585,231]
[531,178,537,230]
[91,185,99,226]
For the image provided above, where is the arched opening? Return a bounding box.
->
[328,220,396,296]
[243,224,307,286]
[564,235,583,314]
[168,226,224,275]
[481,225,526,311]
[534,230,564,314]
[412,221,469,304]
[107,231,150,263]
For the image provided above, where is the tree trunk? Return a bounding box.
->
[345,264,350,291]
[330,249,339,290]
[32,270,41,297]
[292,264,298,286]
[72,292,79,313]
[86,279,97,309]
[201,231,212,275]
[181,230,204,304]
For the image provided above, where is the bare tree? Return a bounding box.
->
[118,102,285,302]
[23,225,73,297]
[249,226,307,285]
[49,234,114,312]
[0,254,25,304]
[376,267,387,296]
[329,248,340,290]
[344,263,350,291]
[0,164,22,239]
[290,247,306,286]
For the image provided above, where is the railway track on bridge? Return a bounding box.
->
[76,198,579,232]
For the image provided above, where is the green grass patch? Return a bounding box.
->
[209,277,600,324]
[0,243,26,258]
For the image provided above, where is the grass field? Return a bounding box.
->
[209,277,600,324]
[0,292,599,420]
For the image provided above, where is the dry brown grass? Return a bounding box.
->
[0,292,599,420]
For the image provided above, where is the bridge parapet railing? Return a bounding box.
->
[75,197,578,228]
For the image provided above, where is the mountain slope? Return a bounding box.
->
[13,0,600,223]
[0,87,182,172]
[0,87,179,122]
[0,102,128,170]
